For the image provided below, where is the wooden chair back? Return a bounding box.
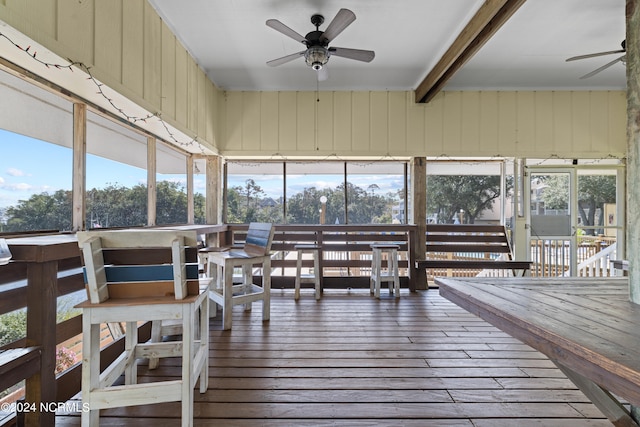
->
[77,229,200,303]
[242,222,275,257]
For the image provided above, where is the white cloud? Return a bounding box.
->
[5,183,33,191]
[7,168,27,177]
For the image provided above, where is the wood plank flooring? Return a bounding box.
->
[56,288,612,426]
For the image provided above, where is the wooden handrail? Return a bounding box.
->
[0,223,421,426]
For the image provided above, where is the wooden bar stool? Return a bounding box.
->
[370,243,400,299]
[294,244,322,300]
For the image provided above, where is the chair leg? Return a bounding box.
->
[262,258,271,321]
[124,321,138,384]
[199,294,210,392]
[148,320,162,369]
[242,264,252,311]
[181,304,194,427]
[393,252,400,297]
[222,260,234,330]
[314,251,321,300]
[82,313,100,427]
[295,251,302,301]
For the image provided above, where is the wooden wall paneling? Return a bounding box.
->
[497,92,518,156]
[551,92,573,156]
[224,92,243,150]
[260,92,279,152]
[478,92,499,155]
[406,97,426,154]
[369,92,389,153]
[533,91,554,154]
[143,1,161,107]
[175,44,189,127]
[316,91,334,151]
[58,0,94,65]
[278,92,297,152]
[187,59,199,132]
[94,0,122,84]
[161,21,176,118]
[388,92,407,153]
[424,93,445,154]
[333,92,352,152]
[241,92,261,151]
[197,69,208,139]
[207,81,219,145]
[442,92,463,154]
[351,92,371,153]
[121,0,144,95]
[587,92,611,154]
[461,92,481,155]
[609,91,627,155]
[570,92,592,155]
[296,92,316,152]
[515,92,536,155]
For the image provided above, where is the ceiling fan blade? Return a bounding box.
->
[266,51,305,67]
[320,8,356,43]
[266,19,308,44]
[329,47,375,63]
[566,49,625,62]
[317,66,329,82]
[579,55,625,79]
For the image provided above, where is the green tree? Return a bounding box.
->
[427,175,502,224]
[5,189,72,231]
[539,174,616,235]
[0,310,26,346]
[233,179,266,223]
[538,175,569,211]
[156,180,188,225]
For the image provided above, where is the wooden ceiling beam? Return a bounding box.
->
[415,0,527,103]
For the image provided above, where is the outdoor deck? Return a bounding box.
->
[52,288,612,426]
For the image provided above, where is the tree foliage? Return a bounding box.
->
[538,174,616,235]
[4,181,203,232]
[427,175,502,224]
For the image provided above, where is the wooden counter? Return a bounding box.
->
[436,276,640,426]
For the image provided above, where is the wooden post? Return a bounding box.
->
[411,157,427,290]
[25,261,57,426]
[147,136,157,226]
[206,155,222,224]
[72,103,86,231]
[627,0,640,304]
[187,156,194,224]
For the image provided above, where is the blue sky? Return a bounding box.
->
[1,128,402,212]
[0,129,203,210]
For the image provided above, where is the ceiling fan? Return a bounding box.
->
[565,40,626,79]
[266,8,375,81]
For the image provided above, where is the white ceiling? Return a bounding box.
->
[148,0,626,93]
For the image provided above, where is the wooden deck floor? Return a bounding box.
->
[57,288,611,426]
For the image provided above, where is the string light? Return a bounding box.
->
[0,31,206,154]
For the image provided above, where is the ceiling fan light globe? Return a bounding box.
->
[305,46,329,69]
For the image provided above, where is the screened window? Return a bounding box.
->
[427,161,504,224]
[156,143,188,225]
[86,111,148,228]
[226,162,284,224]
[0,68,74,232]
[225,161,408,225]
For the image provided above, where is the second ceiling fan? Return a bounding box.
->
[566,40,626,79]
[266,8,375,81]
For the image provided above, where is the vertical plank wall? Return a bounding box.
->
[221,90,626,159]
[0,0,220,152]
